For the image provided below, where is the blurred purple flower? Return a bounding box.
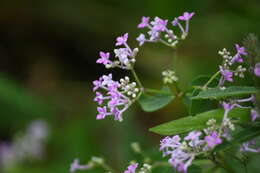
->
[178,12,195,21]
[70,159,91,173]
[235,44,247,55]
[204,131,222,148]
[124,163,138,173]
[171,18,179,26]
[116,33,128,46]
[151,17,168,32]
[96,106,108,120]
[96,52,110,65]
[136,34,146,46]
[251,109,260,122]
[254,63,260,77]
[220,68,233,82]
[138,17,150,28]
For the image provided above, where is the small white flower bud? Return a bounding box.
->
[125,76,130,81]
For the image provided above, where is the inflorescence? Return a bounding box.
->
[72,11,260,173]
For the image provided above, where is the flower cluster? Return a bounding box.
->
[162,70,178,84]
[97,33,139,69]
[160,125,222,173]
[136,12,194,47]
[93,74,139,121]
[218,44,247,86]
[0,120,49,170]
[159,92,258,173]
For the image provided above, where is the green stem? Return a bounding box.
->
[100,163,118,173]
[159,39,174,47]
[144,88,165,93]
[131,68,144,90]
[202,71,220,90]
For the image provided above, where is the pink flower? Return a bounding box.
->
[235,44,247,55]
[254,63,260,77]
[251,109,260,122]
[151,17,168,32]
[96,106,108,120]
[138,16,150,28]
[205,131,222,148]
[136,34,146,46]
[220,68,233,82]
[116,33,128,46]
[124,163,138,173]
[96,52,110,65]
[178,12,195,21]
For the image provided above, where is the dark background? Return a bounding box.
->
[0,0,260,172]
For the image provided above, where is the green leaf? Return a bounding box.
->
[138,86,175,112]
[187,75,218,115]
[189,89,218,116]
[149,108,250,135]
[192,86,258,100]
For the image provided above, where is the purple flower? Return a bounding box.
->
[94,92,104,105]
[254,63,260,77]
[204,131,222,148]
[148,30,159,41]
[240,140,260,153]
[178,12,195,21]
[114,48,131,65]
[96,52,110,65]
[124,163,138,173]
[232,53,243,63]
[70,159,91,173]
[116,33,128,46]
[251,109,259,122]
[93,80,101,91]
[136,34,146,46]
[220,68,233,82]
[222,102,234,111]
[160,135,181,152]
[93,74,135,121]
[184,131,201,141]
[171,18,179,26]
[138,16,150,28]
[151,17,168,32]
[96,106,108,120]
[235,44,247,55]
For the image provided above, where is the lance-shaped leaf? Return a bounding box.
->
[138,86,175,112]
[149,108,250,135]
[192,86,258,100]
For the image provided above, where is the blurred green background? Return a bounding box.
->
[0,0,260,172]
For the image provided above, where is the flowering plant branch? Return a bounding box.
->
[71,12,260,173]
